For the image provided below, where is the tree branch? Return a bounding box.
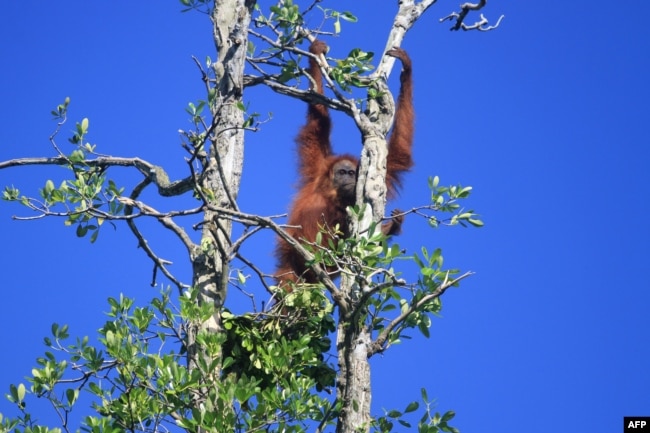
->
[0,156,194,197]
[374,0,438,79]
[368,271,474,356]
[441,1,505,32]
[119,194,195,293]
[244,73,355,116]
[201,203,349,312]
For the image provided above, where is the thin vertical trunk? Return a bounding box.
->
[336,117,392,433]
[186,0,255,397]
[336,313,373,433]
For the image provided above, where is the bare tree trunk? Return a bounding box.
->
[336,295,373,433]
[334,86,393,432]
[187,0,255,394]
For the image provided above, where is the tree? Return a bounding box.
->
[0,1,501,432]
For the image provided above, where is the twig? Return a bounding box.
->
[441,1,504,32]
[368,271,474,356]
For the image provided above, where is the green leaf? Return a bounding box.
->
[441,411,456,422]
[398,419,412,428]
[69,149,85,163]
[65,388,79,406]
[237,270,246,284]
[418,320,431,338]
[405,401,419,413]
[340,11,358,22]
[76,224,88,237]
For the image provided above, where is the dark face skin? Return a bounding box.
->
[332,159,357,201]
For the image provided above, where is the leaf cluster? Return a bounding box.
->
[2,117,125,243]
[0,288,341,433]
[373,388,458,432]
[427,176,483,228]
[330,49,375,91]
[221,290,336,395]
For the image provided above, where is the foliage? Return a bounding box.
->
[374,388,458,433]
[2,101,125,244]
[1,290,339,433]
[221,288,337,394]
[0,177,476,432]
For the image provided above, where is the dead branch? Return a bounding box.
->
[441,1,505,32]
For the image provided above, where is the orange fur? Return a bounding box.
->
[275,41,415,287]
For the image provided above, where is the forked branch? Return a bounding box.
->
[441,1,505,31]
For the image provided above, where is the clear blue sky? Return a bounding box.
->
[1,2,649,432]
